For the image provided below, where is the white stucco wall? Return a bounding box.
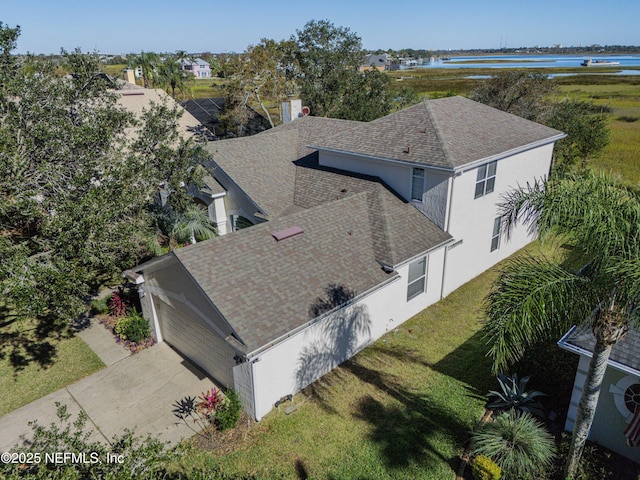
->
[565,355,640,463]
[244,246,446,420]
[319,151,413,200]
[441,144,554,296]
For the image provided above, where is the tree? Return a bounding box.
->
[331,69,394,122]
[470,70,557,122]
[481,172,640,477]
[127,50,159,88]
[293,19,363,118]
[0,21,20,84]
[0,29,206,368]
[547,99,610,174]
[292,19,414,121]
[221,39,297,129]
[156,54,193,99]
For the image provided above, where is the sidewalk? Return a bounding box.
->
[76,317,130,367]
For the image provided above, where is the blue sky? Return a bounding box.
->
[3,0,639,54]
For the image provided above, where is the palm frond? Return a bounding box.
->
[483,255,598,373]
[172,204,217,243]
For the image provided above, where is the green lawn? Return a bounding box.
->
[0,333,104,416]
[176,240,566,479]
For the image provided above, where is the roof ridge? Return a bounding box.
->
[368,185,394,266]
[422,98,454,168]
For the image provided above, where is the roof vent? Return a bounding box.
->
[272,226,304,242]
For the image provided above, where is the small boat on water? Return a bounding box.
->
[581,59,621,67]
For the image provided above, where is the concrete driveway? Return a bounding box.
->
[0,342,216,452]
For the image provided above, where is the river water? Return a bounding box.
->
[409,54,640,75]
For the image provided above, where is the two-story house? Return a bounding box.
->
[179,58,212,78]
[129,96,564,420]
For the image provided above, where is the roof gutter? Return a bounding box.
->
[392,235,456,270]
[558,325,640,377]
[456,133,567,174]
[243,273,401,361]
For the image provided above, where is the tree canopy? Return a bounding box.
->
[470,71,611,175]
[292,19,400,120]
[0,26,207,369]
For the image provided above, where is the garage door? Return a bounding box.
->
[154,297,235,387]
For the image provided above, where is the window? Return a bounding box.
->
[411,168,425,201]
[475,161,497,198]
[407,256,427,301]
[490,217,501,252]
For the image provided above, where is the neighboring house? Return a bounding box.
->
[559,325,640,463]
[360,53,401,71]
[128,96,565,420]
[116,82,212,141]
[179,58,212,78]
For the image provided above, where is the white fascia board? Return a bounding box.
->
[131,251,176,275]
[456,133,567,174]
[392,236,455,271]
[308,145,455,174]
[558,326,640,377]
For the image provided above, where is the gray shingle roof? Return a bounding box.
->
[173,193,396,353]
[309,96,564,169]
[559,323,640,375]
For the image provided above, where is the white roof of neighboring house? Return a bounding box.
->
[116,82,202,140]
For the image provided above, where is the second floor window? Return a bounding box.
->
[475,161,497,198]
[411,168,425,201]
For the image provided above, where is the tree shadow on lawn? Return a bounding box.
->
[367,330,494,403]
[0,312,71,372]
[345,359,466,474]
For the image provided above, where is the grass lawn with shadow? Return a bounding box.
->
[178,240,568,479]
[0,331,104,417]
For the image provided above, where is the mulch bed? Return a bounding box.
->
[96,313,156,354]
[456,409,493,480]
[187,412,263,454]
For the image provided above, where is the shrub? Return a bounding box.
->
[487,372,547,418]
[470,454,502,480]
[115,308,150,343]
[197,387,223,421]
[0,402,178,480]
[108,286,132,317]
[471,410,555,480]
[90,296,109,315]
[216,388,242,431]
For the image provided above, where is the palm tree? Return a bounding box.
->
[482,172,640,478]
[172,204,217,245]
[156,55,192,100]
[128,51,159,88]
[149,204,217,255]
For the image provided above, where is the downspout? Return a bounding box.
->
[250,357,260,421]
